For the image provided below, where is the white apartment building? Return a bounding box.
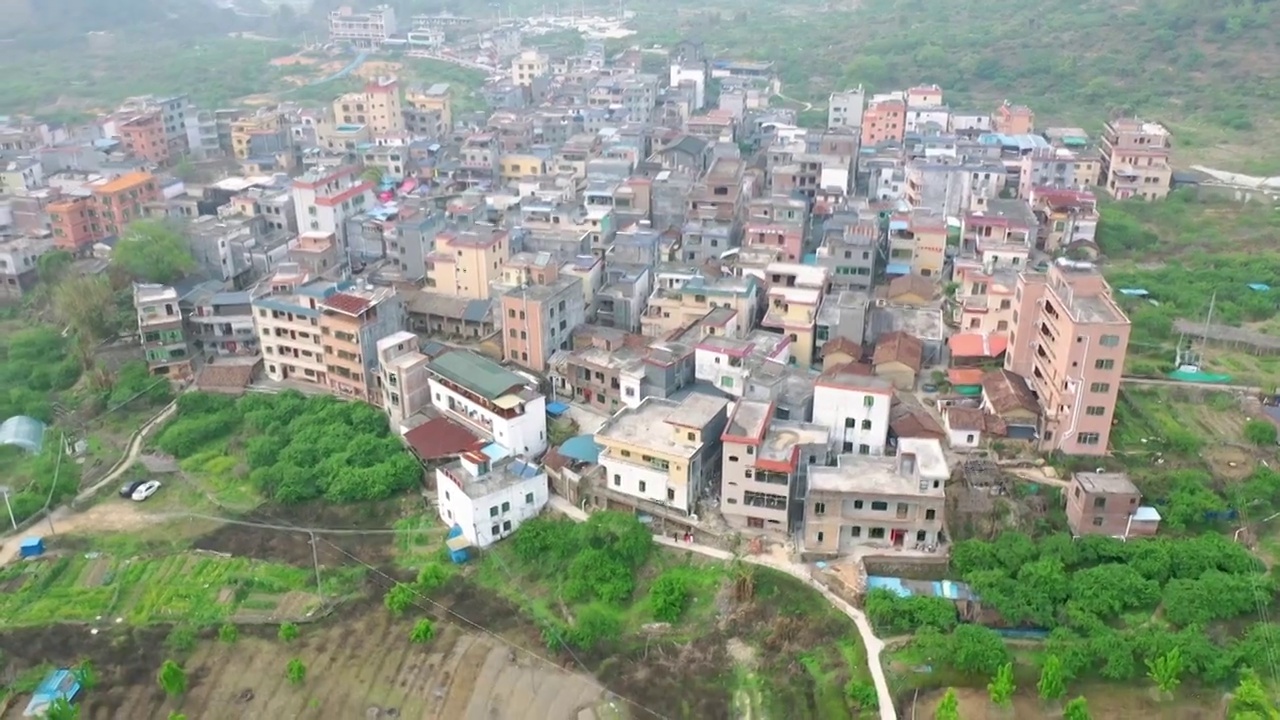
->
[827,87,865,132]
[812,368,895,456]
[376,331,432,428]
[436,453,549,548]
[291,165,374,255]
[511,50,549,87]
[425,350,548,456]
[328,5,398,48]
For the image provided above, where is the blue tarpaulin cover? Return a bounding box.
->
[546,401,570,416]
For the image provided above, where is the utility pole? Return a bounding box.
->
[43,433,65,536]
[308,531,324,600]
[0,486,16,530]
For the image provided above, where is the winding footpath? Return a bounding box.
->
[0,401,177,567]
[548,496,898,720]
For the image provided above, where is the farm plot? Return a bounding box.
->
[0,551,353,629]
[50,613,615,720]
[1114,387,1267,479]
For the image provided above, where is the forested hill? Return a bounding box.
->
[0,0,247,45]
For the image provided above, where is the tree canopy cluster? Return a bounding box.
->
[0,326,81,422]
[155,390,422,504]
[509,512,653,650]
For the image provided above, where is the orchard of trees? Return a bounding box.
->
[154,390,422,503]
[879,531,1279,686]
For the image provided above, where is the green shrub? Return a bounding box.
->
[648,570,691,623]
[278,622,299,642]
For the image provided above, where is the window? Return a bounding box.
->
[863,396,875,407]
[1099,334,1121,347]
[525,493,534,504]
[860,419,872,430]
[621,450,631,457]
[1094,359,1115,370]
[858,444,870,455]
[925,509,936,520]
[869,527,885,539]
[688,432,697,441]
[492,524,500,536]
[489,506,499,518]
[1076,432,1101,445]
[639,481,647,493]
[501,501,510,513]
[814,502,826,515]
[1092,516,1104,527]
[850,526,862,538]
[1089,382,1111,393]
[667,488,675,501]
[853,499,864,509]
[1085,406,1106,416]
[816,531,824,543]
[502,520,512,532]
[613,474,621,486]
[844,418,855,428]
[870,501,889,511]
[1093,497,1107,509]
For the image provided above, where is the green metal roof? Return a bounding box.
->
[428,351,526,401]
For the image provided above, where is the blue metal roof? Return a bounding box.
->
[461,299,491,323]
[24,669,80,717]
[546,401,570,416]
[510,459,543,479]
[885,262,911,276]
[559,434,602,464]
[481,442,510,461]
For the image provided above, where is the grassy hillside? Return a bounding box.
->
[621,0,1280,173]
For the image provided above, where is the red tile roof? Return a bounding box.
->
[948,368,985,386]
[821,336,862,359]
[873,331,924,372]
[403,417,484,461]
[948,332,1009,359]
[322,292,373,315]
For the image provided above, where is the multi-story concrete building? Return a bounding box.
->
[437,453,549,548]
[1065,471,1160,538]
[993,100,1035,135]
[761,284,823,369]
[595,392,730,515]
[641,273,759,340]
[1030,187,1099,255]
[1098,118,1173,201]
[134,283,193,378]
[425,349,548,456]
[291,165,374,254]
[511,50,549,87]
[117,111,171,166]
[376,331,432,427]
[887,208,947,279]
[319,283,405,402]
[802,437,949,555]
[1006,258,1131,456]
[334,77,405,137]
[720,399,830,535]
[812,366,895,456]
[185,287,258,356]
[404,83,453,140]
[328,4,398,48]
[0,233,52,300]
[827,87,865,132]
[815,213,881,290]
[861,96,906,147]
[1017,146,1100,198]
[426,228,510,299]
[499,259,586,373]
[253,265,335,389]
[47,171,162,251]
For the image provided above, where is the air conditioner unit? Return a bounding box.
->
[874,298,887,307]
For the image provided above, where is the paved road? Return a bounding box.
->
[548,496,898,720]
[1121,376,1261,393]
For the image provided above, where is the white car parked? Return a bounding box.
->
[131,480,162,502]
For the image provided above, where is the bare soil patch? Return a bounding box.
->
[915,685,1226,720]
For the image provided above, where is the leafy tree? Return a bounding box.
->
[569,602,623,649]
[1245,419,1279,447]
[45,697,79,720]
[579,511,652,569]
[218,623,238,643]
[987,662,1016,708]
[409,619,436,644]
[845,680,878,711]
[1162,571,1271,627]
[1146,648,1183,695]
[384,583,416,615]
[1229,668,1280,719]
[1063,696,1092,720]
[1037,655,1067,703]
[278,622,299,642]
[1066,563,1160,623]
[934,688,960,720]
[864,588,958,634]
[73,660,98,691]
[510,517,580,573]
[950,624,1010,676]
[416,562,452,592]
[562,548,634,604]
[157,660,187,697]
[112,219,195,283]
[37,249,74,286]
[285,658,306,685]
[166,625,197,654]
[648,570,691,623]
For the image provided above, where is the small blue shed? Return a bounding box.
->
[23,668,80,717]
[445,524,471,564]
[19,537,44,558]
